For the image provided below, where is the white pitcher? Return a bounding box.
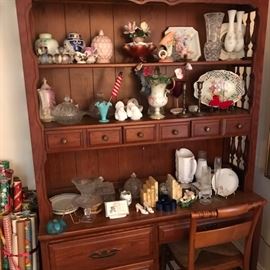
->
[175,148,197,186]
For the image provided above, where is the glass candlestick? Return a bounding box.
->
[196,81,205,116]
[180,83,191,117]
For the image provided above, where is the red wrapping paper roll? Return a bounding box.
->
[13,179,23,212]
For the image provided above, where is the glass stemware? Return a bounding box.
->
[171,79,184,108]
[214,156,222,195]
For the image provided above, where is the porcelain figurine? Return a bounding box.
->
[115,101,128,121]
[158,31,175,62]
[35,33,59,56]
[126,100,143,120]
[224,10,237,53]
[91,30,113,63]
[84,47,97,64]
[37,78,56,122]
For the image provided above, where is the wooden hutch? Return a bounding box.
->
[16,0,268,269]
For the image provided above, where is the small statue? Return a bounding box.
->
[114,101,128,121]
[126,100,143,121]
[158,31,175,62]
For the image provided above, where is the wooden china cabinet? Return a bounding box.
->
[16,0,268,269]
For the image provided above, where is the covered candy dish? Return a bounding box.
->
[52,97,87,125]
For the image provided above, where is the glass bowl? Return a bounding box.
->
[52,96,86,125]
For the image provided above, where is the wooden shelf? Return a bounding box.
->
[38,59,253,69]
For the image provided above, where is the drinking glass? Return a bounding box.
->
[214,156,222,195]
[199,166,212,205]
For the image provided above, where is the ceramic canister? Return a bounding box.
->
[35,33,59,56]
[91,30,113,63]
[64,32,86,54]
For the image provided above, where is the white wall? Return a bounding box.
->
[0,0,35,189]
[254,5,270,270]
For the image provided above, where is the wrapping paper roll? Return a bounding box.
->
[24,219,32,270]
[17,220,25,270]
[3,215,15,270]
[13,179,23,212]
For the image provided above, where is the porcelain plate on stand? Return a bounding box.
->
[49,193,79,215]
[165,27,201,61]
[212,168,239,197]
[193,70,245,106]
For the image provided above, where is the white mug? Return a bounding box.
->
[175,148,197,184]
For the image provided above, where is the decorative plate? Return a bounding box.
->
[165,27,201,61]
[49,193,79,215]
[220,23,246,60]
[193,70,244,107]
[212,168,239,197]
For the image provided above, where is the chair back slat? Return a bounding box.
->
[187,202,264,270]
[195,221,252,249]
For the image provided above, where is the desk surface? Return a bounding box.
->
[39,191,266,240]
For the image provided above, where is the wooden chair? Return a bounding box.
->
[162,202,263,270]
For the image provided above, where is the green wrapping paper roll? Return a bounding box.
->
[0,177,11,214]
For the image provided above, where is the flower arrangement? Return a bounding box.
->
[123,21,151,42]
[143,66,172,86]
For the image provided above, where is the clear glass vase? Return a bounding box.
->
[203,12,224,61]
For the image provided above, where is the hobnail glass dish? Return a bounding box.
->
[52,96,86,125]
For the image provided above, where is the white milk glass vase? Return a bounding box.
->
[203,12,225,61]
[234,11,245,52]
[224,10,237,52]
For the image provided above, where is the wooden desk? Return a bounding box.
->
[39,192,266,270]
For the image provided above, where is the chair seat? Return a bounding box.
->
[167,241,243,270]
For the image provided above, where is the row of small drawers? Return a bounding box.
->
[45,117,251,152]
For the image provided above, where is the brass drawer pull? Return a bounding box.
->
[102,135,109,141]
[61,138,68,144]
[204,127,211,132]
[172,129,179,135]
[137,132,144,138]
[90,248,121,259]
[237,123,243,129]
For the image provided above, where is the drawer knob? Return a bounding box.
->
[61,138,68,144]
[102,135,109,141]
[137,132,144,138]
[90,248,120,259]
[204,127,211,132]
[172,129,179,135]
[237,123,243,129]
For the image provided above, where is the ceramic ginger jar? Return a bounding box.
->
[63,32,86,54]
[35,33,59,56]
[91,30,113,63]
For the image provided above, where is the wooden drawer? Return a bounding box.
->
[223,117,251,136]
[87,127,122,147]
[49,228,154,270]
[45,130,84,152]
[159,122,189,141]
[159,220,189,244]
[191,120,221,137]
[124,125,156,143]
[108,260,154,270]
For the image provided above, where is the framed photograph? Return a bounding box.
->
[105,200,129,219]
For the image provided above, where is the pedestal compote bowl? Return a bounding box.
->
[72,177,103,223]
